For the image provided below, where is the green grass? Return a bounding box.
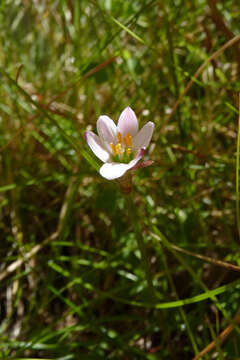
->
[1,0,240,359]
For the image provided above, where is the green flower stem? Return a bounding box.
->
[236,95,240,240]
[126,192,155,300]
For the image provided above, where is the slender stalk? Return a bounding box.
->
[126,192,156,300]
[236,94,240,240]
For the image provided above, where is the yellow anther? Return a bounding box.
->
[110,142,116,155]
[126,147,131,156]
[116,143,122,155]
[117,132,122,144]
[126,133,132,147]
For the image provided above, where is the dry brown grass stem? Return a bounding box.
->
[0,166,80,283]
[162,34,240,130]
[192,311,240,360]
[152,232,240,272]
[0,232,58,283]
[48,55,117,105]
[16,64,23,83]
[170,243,240,273]
[206,0,240,74]
[172,144,206,159]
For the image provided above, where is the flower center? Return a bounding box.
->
[110,132,133,163]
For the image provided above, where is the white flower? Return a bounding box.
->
[85,106,154,180]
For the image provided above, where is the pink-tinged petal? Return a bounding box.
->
[131,160,154,171]
[85,131,110,163]
[132,121,154,151]
[97,115,117,143]
[99,148,145,180]
[117,106,138,137]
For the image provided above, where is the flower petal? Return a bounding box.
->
[100,163,130,180]
[117,106,138,137]
[99,148,145,180]
[131,160,154,171]
[97,115,117,143]
[132,121,154,151]
[85,131,110,162]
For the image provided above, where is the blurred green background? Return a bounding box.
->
[1,0,240,359]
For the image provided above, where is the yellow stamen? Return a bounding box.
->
[126,147,131,156]
[126,133,132,147]
[110,132,132,159]
[110,142,116,155]
[116,143,121,155]
[117,132,122,144]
